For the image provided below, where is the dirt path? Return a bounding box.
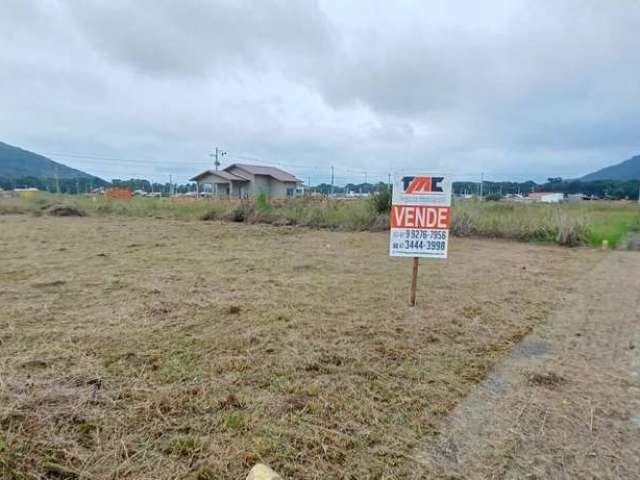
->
[417,250,640,479]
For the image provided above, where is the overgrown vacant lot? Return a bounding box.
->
[0,215,598,479]
[3,194,640,247]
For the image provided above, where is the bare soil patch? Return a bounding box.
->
[418,250,640,479]
[0,215,598,479]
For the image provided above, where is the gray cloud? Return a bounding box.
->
[67,0,337,77]
[0,0,639,183]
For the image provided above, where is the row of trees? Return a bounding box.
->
[0,176,108,194]
[110,179,197,194]
[541,178,640,199]
[453,178,640,200]
[312,181,389,195]
[2,176,639,200]
[0,176,197,195]
[315,178,640,200]
[453,180,538,197]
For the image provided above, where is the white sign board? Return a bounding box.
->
[389,174,452,258]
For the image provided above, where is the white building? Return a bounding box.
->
[527,192,564,203]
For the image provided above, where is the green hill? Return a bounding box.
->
[0,141,104,182]
[582,154,640,181]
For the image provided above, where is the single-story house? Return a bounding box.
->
[527,192,564,203]
[190,163,303,198]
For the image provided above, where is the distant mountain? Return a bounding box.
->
[0,141,103,182]
[582,154,640,181]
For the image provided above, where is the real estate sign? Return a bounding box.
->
[389,174,452,258]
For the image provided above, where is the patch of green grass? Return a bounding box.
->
[222,411,250,433]
[163,435,202,457]
[453,200,640,247]
[587,210,640,247]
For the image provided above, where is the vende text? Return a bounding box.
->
[390,205,451,229]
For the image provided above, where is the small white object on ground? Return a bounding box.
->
[246,464,283,480]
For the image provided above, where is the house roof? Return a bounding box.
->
[226,163,301,183]
[189,169,249,182]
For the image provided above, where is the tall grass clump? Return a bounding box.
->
[451,200,591,245]
[0,197,31,215]
[270,197,381,230]
[31,195,228,221]
[551,210,589,246]
[0,195,55,216]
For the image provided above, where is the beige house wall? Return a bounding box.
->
[196,169,300,198]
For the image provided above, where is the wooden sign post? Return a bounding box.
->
[410,257,419,306]
[389,174,452,306]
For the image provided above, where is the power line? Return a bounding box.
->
[44,152,212,167]
[42,149,549,186]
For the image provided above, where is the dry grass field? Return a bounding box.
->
[0,215,600,479]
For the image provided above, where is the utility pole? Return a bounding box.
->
[209,147,227,170]
[55,165,60,194]
[479,172,484,199]
[169,175,173,196]
[330,166,335,196]
[76,178,80,195]
[388,173,392,188]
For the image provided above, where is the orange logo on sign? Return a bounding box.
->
[402,176,444,194]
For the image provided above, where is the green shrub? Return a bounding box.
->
[370,187,392,214]
[255,192,270,212]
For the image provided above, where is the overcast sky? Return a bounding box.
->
[2,0,639,184]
